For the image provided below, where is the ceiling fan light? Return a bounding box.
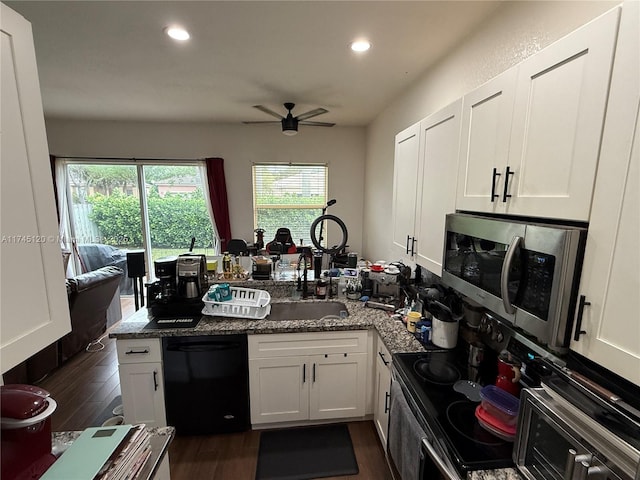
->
[282,128,298,136]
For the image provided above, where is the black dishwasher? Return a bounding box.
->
[162,334,249,435]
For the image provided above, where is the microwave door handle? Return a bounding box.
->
[500,235,522,315]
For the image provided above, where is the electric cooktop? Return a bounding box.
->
[393,348,515,474]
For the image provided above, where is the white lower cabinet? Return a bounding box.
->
[248,331,368,425]
[373,335,392,448]
[116,338,167,427]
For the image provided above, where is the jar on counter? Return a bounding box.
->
[315,279,327,299]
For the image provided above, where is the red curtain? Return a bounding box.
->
[50,154,60,222]
[205,157,232,252]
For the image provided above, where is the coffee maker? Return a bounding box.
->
[177,254,207,299]
[147,253,207,317]
[154,256,178,301]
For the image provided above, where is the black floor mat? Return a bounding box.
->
[143,316,201,329]
[255,423,359,480]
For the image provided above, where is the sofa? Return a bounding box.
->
[3,266,124,384]
[78,244,133,294]
[60,265,124,363]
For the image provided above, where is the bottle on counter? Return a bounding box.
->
[222,251,232,279]
[315,278,327,299]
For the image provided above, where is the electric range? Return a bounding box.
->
[392,347,516,477]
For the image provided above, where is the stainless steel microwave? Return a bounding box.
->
[441,213,586,352]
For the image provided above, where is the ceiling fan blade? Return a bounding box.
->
[242,120,281,124]
[253,105,284,120]
[295,107,328,121]
[299,120,335,127]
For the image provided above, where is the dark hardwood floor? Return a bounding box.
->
[34,297,393,480]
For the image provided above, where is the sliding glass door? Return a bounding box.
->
[143,165,214,261]
[62,160,216,316]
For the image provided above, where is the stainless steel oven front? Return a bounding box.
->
[391,364,462,480]
[515,386,640,480]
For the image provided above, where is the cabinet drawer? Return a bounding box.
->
[249,331,368,359]
[117,338,162,364]
[376,335,392,370]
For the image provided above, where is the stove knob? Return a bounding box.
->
[492,327,504,343]
[483,321,493,335]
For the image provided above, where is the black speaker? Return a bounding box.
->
[126,250,146,278]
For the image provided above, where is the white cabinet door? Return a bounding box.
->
[309,353,367,420]
[505,7,620,221]
[456,69,517,214]
[391,123,421,259]
[456,8,619,222]
[249,356,309,424]
[570,1,640,386]
[118,362,167,427]
[1,3,71,373]
[373,338,391,447]
[415,99,462,275]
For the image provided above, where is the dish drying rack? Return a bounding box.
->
[202,287,271,319]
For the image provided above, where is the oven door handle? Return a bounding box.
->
[500,235,522,315]
[421,437,462,480]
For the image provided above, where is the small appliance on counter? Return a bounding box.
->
[1,384,58,479]
[147,253,207,318]
[251,256,273,280]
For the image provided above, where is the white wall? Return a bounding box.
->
[45,120,366,253]
[363,0,619,262]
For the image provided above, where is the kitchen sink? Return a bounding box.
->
[267,301,349,321]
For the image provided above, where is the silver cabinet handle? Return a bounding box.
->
[500,235,522,315]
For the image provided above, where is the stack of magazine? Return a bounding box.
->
[41,424,152,480]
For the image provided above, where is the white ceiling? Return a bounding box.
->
[6,1,502,127]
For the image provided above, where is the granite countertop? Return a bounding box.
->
[52,426,175,480]
[109,283,426,354]
[469,468,522,480]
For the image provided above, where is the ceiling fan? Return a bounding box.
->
[242,102,335,136]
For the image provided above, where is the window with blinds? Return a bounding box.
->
[252,164,327,247]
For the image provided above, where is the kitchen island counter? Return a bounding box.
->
[52,426,174,480]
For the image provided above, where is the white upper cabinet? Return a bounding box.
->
[456,69,517,214]
[1,3,71,374]
[391,123,421,259]
[414,100,462,275]
[456,7,620,222]
[570,1,639,386]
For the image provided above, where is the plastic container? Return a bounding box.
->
[479,385,520,427]
[475,405,516,442]
[202,287,271,319]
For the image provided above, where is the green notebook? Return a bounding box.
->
[42,425,133,479]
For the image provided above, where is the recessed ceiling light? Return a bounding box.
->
[350,40,371,52]
[165,26,190,41]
